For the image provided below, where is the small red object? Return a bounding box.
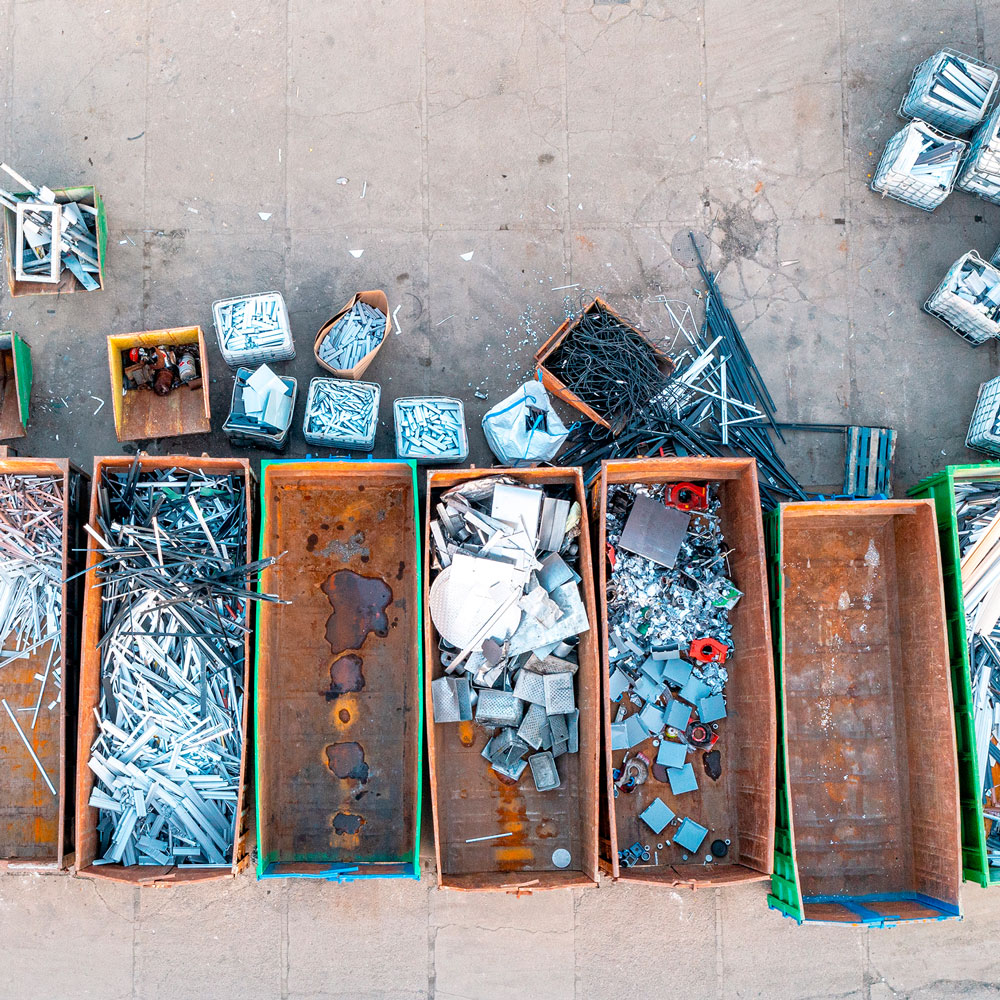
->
[665,482,708,511]
[129,347,141,363]
[688,637,728,664]
[606,543,616,568]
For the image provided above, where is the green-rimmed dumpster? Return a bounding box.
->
[766,500,962,925]
[910,462,1000,886]
[255,460,423,881]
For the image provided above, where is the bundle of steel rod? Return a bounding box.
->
[85,463,280,867]
[557,240,809,509]
[955,480,1000,868]
[0,474,65,785]
[543,302,671,431]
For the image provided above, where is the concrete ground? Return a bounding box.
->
[2,0,1000,997]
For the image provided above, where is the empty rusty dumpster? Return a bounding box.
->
[0,458,88,872]
[255,460,422,880]
[597,457,775,887]
[424,467,600,891]
[767,500,962,925]
[75,456,253,885]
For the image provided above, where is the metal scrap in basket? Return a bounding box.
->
[212,291,294,367]
[316,300,386,371]
[85,461,283,867]
[394,397,468,463]
[429,476,587,795]
[303,377,380,451]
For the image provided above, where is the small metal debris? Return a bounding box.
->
[0,474,65,768]
[85,461,281,867]
[394,397,468,463]
[429,477,588,802]
[606,481,737,862]
[212,291,294,366]
[303,377,380,451]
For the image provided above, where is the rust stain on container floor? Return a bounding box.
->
[321,570,391,653]
[326,742,370,782]
[324,654,366,700]
[332,813,366,836]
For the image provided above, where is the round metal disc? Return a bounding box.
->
[671,229,712,269]
[551,848,571,869]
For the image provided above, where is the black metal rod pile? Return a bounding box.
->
[543,303,671,432]
[557,238,810,509]
[85,461,281,867]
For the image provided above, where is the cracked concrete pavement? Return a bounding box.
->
[3,0,1000,997]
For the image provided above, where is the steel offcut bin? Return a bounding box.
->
[0,458,88,872]
[597,457,776,888]
[424,466,601,891]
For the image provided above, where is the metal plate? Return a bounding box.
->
[671,229,712,269]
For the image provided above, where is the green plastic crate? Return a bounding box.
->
[909,462,1000,887]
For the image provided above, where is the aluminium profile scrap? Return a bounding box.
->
[954,482,1000,868]
[85,462,282,867]
[0,474,65,785]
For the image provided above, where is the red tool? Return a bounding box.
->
[665,482,708,511]
[606,543,616,569]
[688,637,728,664]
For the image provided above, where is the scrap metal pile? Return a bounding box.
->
[605,482,738,864]
[85,463,280,867]
[0,474,65,796]
[541,302,671,431]
[557,243,808,509]
[122,343,204,397]
[955,481,1000,868]
[0,163,101,288]
[429,476,587,794]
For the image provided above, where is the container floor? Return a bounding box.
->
[782,518,914,899]
[0,637,61,863]
[257,468,419,867]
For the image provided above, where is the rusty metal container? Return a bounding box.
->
[424,466,601,892]
[75,456,253,885]
[255,460,422,880]
[596,457,776,887]
[767,500,962,925]
[0,458,88,872]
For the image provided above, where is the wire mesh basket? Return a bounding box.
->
[302,377,380,451]
[967,376,1000,456]
[871,121,965,211]
[924,250,1000,345]
[212,291,295,368]
[393,397,468,463]
[899,47,999,135]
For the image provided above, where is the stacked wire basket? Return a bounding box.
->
[874,48,999,212]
